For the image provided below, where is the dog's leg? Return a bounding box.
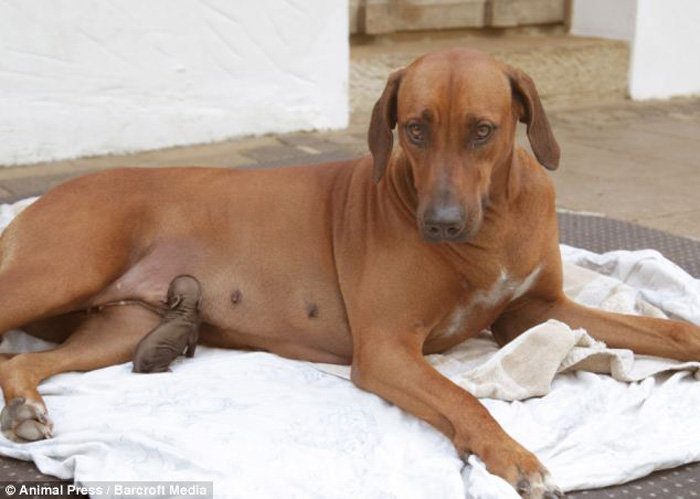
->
[352,334,562,499]
[0,240,130,337]
[0,304,160,442]
[494,297,700,361]
[0,187,140,338]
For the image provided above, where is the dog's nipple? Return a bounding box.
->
[307,303,319,319]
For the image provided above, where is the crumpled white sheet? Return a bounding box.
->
[317,319,700,402]
[0,197,699,498]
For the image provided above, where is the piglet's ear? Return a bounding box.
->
[368,69,406,183]
[505,66,560,171]
[168,295,182,310]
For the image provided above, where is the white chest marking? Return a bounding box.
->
[511,265,542,301]
[442,305,469,338]
[438,266,542,339]
[473,265,542,307]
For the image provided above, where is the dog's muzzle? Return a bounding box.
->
[420,204,468,243]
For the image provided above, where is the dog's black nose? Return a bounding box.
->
[422,205,466,242]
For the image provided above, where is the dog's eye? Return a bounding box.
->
[405,123,425,144]
[474,123,493,142]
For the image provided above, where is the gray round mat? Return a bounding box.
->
[558,211,700,278]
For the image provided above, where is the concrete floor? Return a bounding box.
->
[0,96,699,240]
[548,97,700,240]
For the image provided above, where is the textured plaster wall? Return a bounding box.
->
[0,0,349,166]
[629,0,700,100]
[571,0,700,100]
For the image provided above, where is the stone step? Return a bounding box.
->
[350,33,629,127]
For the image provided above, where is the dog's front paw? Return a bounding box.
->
[479,439,564,498]
[1,397,53,442]
[515,470,564,499]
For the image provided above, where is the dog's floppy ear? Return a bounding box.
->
[368,69,405,183]
[506,67,560,171]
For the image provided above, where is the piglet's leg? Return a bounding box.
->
[185,331,198,358]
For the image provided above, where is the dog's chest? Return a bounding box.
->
[431,265,542,340]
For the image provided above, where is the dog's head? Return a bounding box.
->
[368,48,559,243]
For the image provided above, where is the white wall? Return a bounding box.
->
[570,0,638,41]
[630,0,700,100]
[0,0,349,166]
[571,0,700,101]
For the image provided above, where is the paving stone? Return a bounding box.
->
[627,118,700,142]
[275,134,345,154]
[553,168,700,223]
[0,159,91,182]
[636,210,700,241]
[549,97,700,127]
[555,140,700,179]
[0,184,15,201]
[118,144,254,168]
[241,144,314,163]
[317,132,365,146]
[242,150,362,170]
[0,172,96,203]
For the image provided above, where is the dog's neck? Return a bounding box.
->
[490,146,521,204]
[381,150,419,221]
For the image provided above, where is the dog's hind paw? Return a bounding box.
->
[0,397,53,443]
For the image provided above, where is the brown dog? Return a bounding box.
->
[132,275,201,373]
[0,48,699,497]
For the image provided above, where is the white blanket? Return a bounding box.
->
[0,199,699,498]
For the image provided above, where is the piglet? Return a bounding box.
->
[132,275,202,373]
